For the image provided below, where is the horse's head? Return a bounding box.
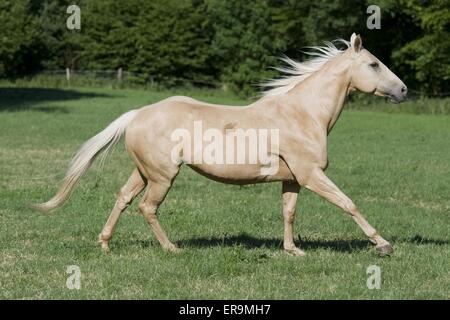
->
[348,33,407,103]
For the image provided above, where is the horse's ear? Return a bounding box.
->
[350,33,362,53]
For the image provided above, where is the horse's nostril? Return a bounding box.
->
[401,86,407,93]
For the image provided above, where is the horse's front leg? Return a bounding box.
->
[282,181,306,256]
[298,167,393,255]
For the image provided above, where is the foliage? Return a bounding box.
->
[0,0,42,77]
[0,0,448,95]
[391,0,450,95]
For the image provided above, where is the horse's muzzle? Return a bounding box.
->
[389,85,408,103]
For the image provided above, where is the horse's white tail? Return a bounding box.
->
[32,110,138,213]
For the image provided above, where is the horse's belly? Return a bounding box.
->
[186,158,295,185]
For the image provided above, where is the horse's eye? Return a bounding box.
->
[369,62,379,68]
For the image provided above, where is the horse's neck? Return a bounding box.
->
[287,56,352,132]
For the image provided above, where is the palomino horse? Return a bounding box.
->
[34,34,407,256]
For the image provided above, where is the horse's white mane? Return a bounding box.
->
[261,39,351,97]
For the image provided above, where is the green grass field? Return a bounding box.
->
[0,85,449,299]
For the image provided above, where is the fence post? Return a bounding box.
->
[221,83,228,92]
[66,68,71,86]
[117,68,123,82]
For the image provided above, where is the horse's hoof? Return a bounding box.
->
[376,244,393,256]
[285,247,306,257]
[165,244,181,253]
[100,242,110,252]
[98,234,110,252]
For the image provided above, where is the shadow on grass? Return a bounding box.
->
[175,233,450,253]
[394,235,450,246]
[178,233,371,253]
[118,233,449,252]
[0,87,111,113]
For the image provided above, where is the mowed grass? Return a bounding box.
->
[0,86,449,299]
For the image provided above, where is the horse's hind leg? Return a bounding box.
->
[98,168,147,251]
[139,179,179,252]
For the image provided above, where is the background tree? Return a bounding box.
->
[0,0,42,77]
[0,0,448,96]
[391,0,450,95]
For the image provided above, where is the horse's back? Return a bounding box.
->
[154,95,242,110]
[125,95,241,164]
[129,95,247,133]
